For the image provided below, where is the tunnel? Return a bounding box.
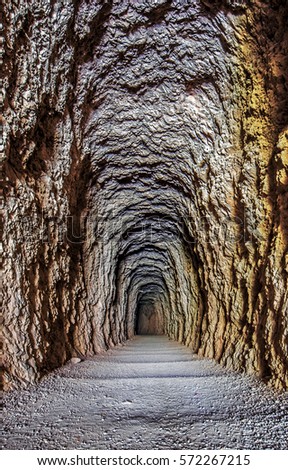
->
[135,287,165,335]
[3,0,288,398]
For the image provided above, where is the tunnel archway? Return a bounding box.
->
[3,0,288,392]
[135,287,165,335]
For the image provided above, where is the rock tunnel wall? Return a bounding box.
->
[3,0,288,390]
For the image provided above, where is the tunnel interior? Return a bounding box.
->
[135,286,165,335]
[3,0,288,391]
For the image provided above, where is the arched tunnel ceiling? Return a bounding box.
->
[81,0,236,349]
[77,0,252,351]
[3,0,288,390]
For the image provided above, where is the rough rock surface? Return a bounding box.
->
[2,336,288,450]
[3,0,288,390]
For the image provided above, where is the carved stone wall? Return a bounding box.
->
[3,0,287,390]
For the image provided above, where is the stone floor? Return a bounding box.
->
[2,336,288,449]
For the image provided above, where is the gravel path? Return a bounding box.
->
[2,336,288,449]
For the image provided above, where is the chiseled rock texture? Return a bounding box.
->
[3,0,288,390]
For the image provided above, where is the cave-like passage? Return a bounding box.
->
[101,206,200,351]
[135,287,165,335]
[3,0,287,400]
[3,335,287,450]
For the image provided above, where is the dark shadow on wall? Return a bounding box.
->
[135,300,165,335]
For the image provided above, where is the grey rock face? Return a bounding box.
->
[3,0,288,390]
